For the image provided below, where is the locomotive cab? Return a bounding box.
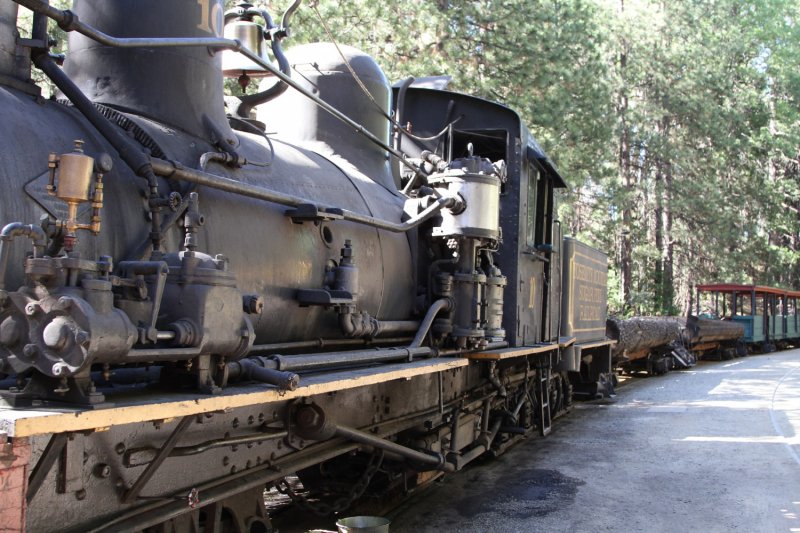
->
[390,85,568,348]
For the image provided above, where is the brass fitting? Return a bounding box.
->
[46,140,112,250]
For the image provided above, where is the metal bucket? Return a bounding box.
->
[336,516,391,533]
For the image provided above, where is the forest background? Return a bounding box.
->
[23,0,800,316]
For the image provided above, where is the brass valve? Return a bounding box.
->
[47,140,112,251]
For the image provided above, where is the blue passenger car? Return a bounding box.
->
[694,284,800,352]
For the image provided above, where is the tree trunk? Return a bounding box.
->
[617,0,632,309]
[654,155,664,310]
[607,317,681,357]
[683,315,746,344]
[619,80,632,308]
[664,164,675,310]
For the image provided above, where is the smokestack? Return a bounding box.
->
[63,0,232,139]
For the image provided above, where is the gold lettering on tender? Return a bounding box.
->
[528,277,536,308]
[568,251,608,332]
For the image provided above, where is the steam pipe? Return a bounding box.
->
[125,347,202,362]
[374,320,423,335]
[427,252,459,306]
[247,341,505,373]
[13,0,427,179]
[511,387,527,419]
[447,407,462,459]
[409,298,455,348]
[337,312,420,338]
[15,0,240,50]
[337,313,366,337]
[149,158,460,233]
[248,336,414,353]
[293,403,457,472]
[0,223,46,300]
[498,426,528,435]
[199,152,227,171]
[268,346,435,372]
[280,0,302,33]
[487,361,507,397]
[227,357,298,391]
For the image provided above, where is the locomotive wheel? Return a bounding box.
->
[562,372,574,408]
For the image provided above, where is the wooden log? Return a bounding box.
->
[606,317,681,356]
[683,315,745,344]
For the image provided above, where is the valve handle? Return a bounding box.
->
[167,191,183,212]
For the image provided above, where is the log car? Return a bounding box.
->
[606,316,696,376]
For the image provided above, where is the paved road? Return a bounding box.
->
[388,350,800,533]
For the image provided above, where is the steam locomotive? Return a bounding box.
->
[0,1,616,532]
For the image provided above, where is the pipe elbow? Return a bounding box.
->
[444,194,466,215]
[440,297,456,313]
[1,222,27,241]
[487,363,507,398]
[198,152,232,171]
[1,223,46,248]
[338,312,357,337]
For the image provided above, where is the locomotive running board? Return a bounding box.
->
[0,358,468,439]
[463,344,560,360]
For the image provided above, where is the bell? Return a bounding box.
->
[220,19,274,79]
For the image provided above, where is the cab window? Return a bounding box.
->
[526,164,538,247]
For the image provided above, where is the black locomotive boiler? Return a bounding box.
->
[0,1,615,531]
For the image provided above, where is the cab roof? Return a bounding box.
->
[696,283,788,296]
